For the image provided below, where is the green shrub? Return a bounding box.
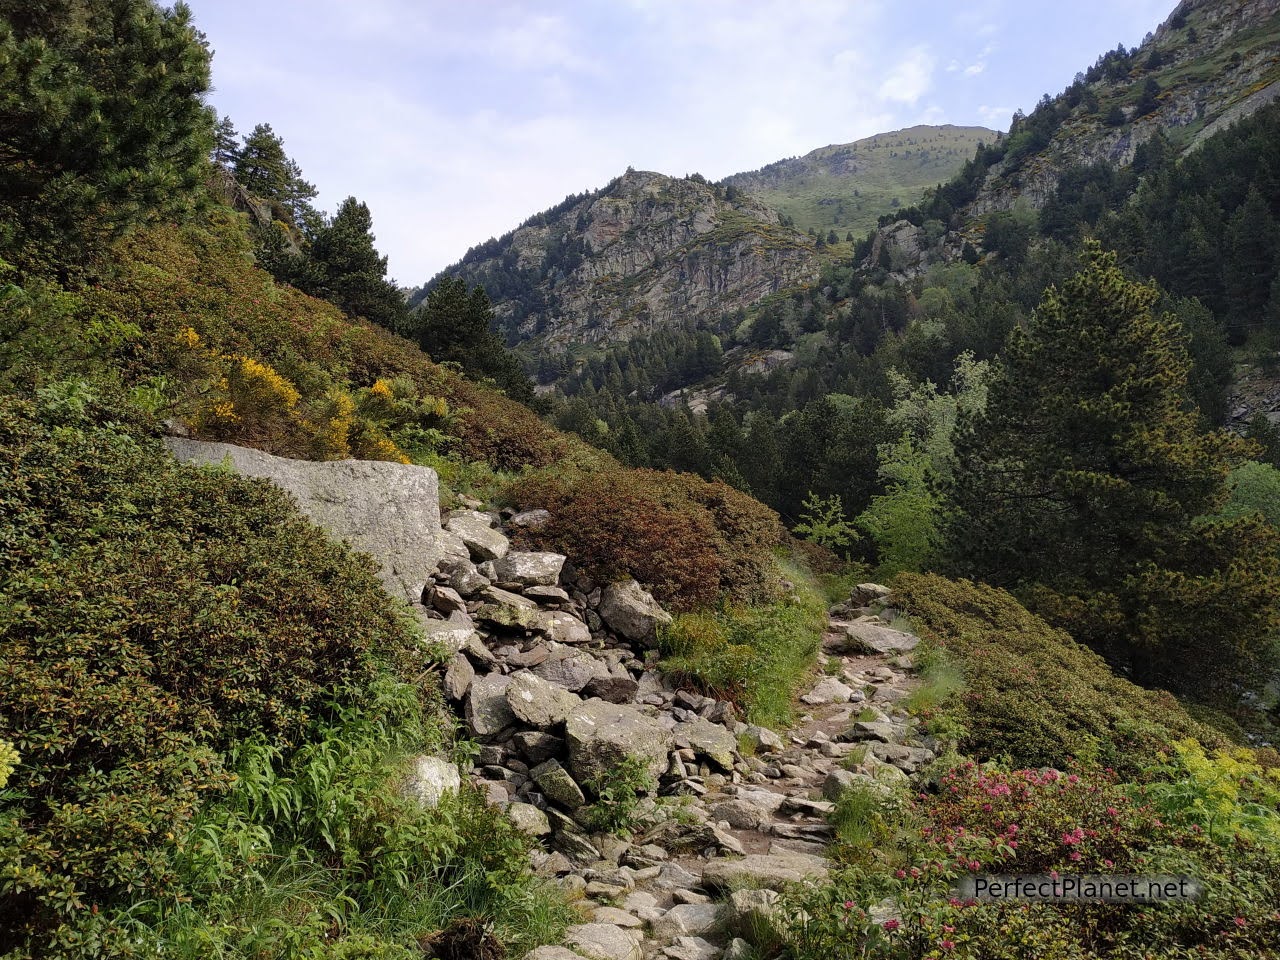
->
[0,391,432,953]
[580,755,657,836]
[892,573,1222,772]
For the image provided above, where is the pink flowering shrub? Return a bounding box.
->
[782,762,1280,959]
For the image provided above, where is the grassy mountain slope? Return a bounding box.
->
[721,124,998,237]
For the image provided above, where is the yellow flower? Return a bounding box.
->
[0,740,19,789]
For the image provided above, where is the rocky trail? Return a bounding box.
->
[399,508,935,960]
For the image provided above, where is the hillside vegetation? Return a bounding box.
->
[722,124,998,238]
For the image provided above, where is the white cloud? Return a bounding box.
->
[878,47,935,104]
[964,62,986,77]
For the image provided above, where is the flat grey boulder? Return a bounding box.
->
[418,619,477,655]
[800,676,855,705]
[674,718,738,771]
[598,580,672,646]
[492,551,566,586]
[507,802,551,836]
[466,674,516,738]
[566,700,674,786]
[530,758,586,810]
[535,646,611,692]
[828,619,919,655]
[663,938,719,960]
[563,923,643,960]
[443,653,475,701]
[523,948,591,960]
[530,610,593,645]
[164,438,442,603]
[739,724,785,754]
[702,852,829,892]
[444,509,509,561]
[507,671,581,728]
[652,904,726,941]
[401,755,459,809]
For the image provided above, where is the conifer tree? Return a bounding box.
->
[305,196,408,332]
[0,0,215,275]
[949,243,1280,694]
[234,123,319,229]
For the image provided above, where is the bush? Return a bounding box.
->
[0,391,432,953]
[509,466,784,609]
[891,573,1221,772]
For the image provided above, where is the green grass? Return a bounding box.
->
[659,553,829,728]
[723,125,997,238]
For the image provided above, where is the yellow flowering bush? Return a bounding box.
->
[0,740,17,789]
[1147,739,1280,846]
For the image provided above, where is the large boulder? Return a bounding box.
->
[492,551,566,587]
[466,674,517,738]
[530,758,587,810]
[164,438,442,603]
[597,580,672,646]
[535,646,612,692]
[443,509,510,562]
[507,671,581,729]
[565,700,675,785]
[701,852,829,892]
[530,610,592,645]
[827,619,919,655]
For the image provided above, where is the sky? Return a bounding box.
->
[192,0,1176,286]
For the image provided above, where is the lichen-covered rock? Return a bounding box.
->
[443,653,475,701]
[492,551,566,586]
[466,674,516,738]
[598,580,673,646]
[674,718,738,771]
[507,801,551,836]
[164,439,442,603]
[827,619,919,655]
[565,700,675,785]
[702,852,829,891]
[530,610,592,645]
[444,509,510,561]
[563,923,643,960]
[418,618,477,655]
[535,646,612,692]
[507,671,581,729]
[531,758,587,810]
[401,755,460,809]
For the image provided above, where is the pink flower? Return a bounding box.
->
[895,869,907,879]
[1234,917,1247,928]
[843,901,855,910]
[1070,851,1082,862]
[883,919,901,932]
[943,924,955,933]
[1007,840,1018,849]
[941,940,956,951]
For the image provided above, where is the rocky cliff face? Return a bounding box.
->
[970,0,1280,216]
[425,170,819,355]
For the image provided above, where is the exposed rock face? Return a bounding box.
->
[417,169,819,356]
[444,509,510,562]
[163,438,442,603]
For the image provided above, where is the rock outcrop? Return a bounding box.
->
[163,438,443,603]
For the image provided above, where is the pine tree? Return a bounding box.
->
[949,244,1280,695]
[1223,186,1277,333]
[304,196,408,331]
[0,0,215,275]
[212,115,239,166]
[234,123,319,228]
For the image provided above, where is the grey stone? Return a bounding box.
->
[507,643,551,668]
[727,888,780,934]
[507,801,551,836]
[466,673,516,738]
[442,558,490,597]
[597,580,673,645]
[674,718,738,771]
[563,923,643,960]
[622,890,665,922]
[535,647,612,692]
[850,582,892,606]
[437,529,470,561]
[740,724,785,754]
[663,938,720,960]
[531,758,586,810]
[592,907,644,929]
[508,671,581,729]
[523,948,591,960]
[444,509,510,562]
[419,618,477,655]
[401,755,460,809]
[164,439,442,603]
[702,852,829,891]
[800,676,855,705]
[582,676,639,704]
[828,619,919,655]
[513,730,565,765]
[492,551,567,587]
[656,862,703,891]
[443,653,475,701]
[425,583,467,614]
[652,903,725,941]
[566,700,675,786]
[709,799,764,830]
[531,610,593,645]
[525,584,572,603]
[842,721,898,743]
[723,939,752,960]
[510,508,552,529]
[732,787,786,816]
